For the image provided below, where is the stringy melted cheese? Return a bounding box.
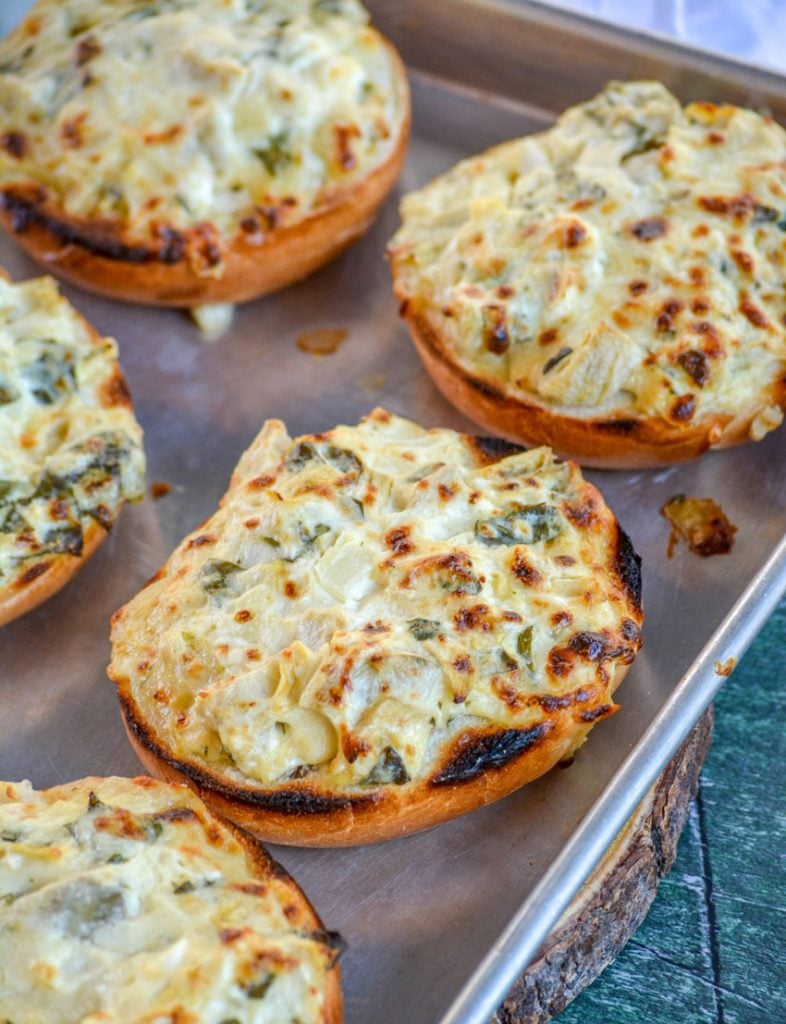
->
[110,410,641,792]
[0,777,338,1023]
[390,81,786,436]
[0,0,404,262]
[0,274,144,593]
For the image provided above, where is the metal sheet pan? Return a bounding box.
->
[2,2,786,1022]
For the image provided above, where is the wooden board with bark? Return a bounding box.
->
[494,708,714,1023]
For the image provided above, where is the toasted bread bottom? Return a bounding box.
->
[0,775,343,1022]
[0,42,410,308]
[0,520,107,629]
[118,663,632,847]
[404,306,779,469]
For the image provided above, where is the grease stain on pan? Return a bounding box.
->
[297,328,348,357]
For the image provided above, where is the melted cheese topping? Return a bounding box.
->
[110,410,641,792]
[390,81,786,435]
[0,777,338,1023]
[0,0,404,268]
[0,274,144,594]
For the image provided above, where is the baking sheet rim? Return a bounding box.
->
[391,2,786,1021]
[440,530,786,1023]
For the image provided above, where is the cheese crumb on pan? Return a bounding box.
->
[0,273,144,625]
[661,493,737,557]
[190,302,236,340]
[110,410,643,844]
[389,81,786,463]
[0,776,342,1023]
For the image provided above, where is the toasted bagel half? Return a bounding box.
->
[109,410,643,846]
[389,81,786,468]
[0,0,410,306]
[0,775,343,1023]
[0,272,144,628]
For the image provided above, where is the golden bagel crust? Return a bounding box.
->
[0,273,145,627]
[0,518,106,628]
[0,0,410,306]
[0,776,342,1024]
[389,81,786,468]
[109,410,643,846]
[404,309,762,470]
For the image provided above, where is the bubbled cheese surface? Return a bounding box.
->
[0,0,404,251]
[0,274,144,594]
[0,777,338,1023]
[390,81,786,437]
[110,410,641,793]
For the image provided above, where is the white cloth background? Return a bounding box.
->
[1,1,785,74]
[546,0,786,73]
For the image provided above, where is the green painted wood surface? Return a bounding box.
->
[556,599,786,1024]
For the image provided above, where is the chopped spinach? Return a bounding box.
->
[285,441,362,475]
[286,441,318,471]
[21,348,77,404]
[326,445,362,473]
[365,747,410,786]
[621,122,664,162]
[752,203,779,224]
[499,649,518,673]
[442,569,481,596]
[73,464,121,503]
[244,972,275,999]
[29,436,130,536]
[574,181,607,204]
[254,132,291,175]
[0,42,34,74]
[282,522,331,562]
[517,626,535,673]
[98,184,127,213]
[0,380,18,405]
[201,559,242,595]
[582,106,605,125]
[32,471,66,502]
[475,504,561,546]
[42,524,84,557]
[68,435,128,481]
[301,522,331,548]
[50,881,125,938]
[0,505,27,534]
[143,818,164,842]
[408,618,440,641]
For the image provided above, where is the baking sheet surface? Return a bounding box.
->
[2,4,786,1023]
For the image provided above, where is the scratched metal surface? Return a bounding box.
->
[1,3,786,1024]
